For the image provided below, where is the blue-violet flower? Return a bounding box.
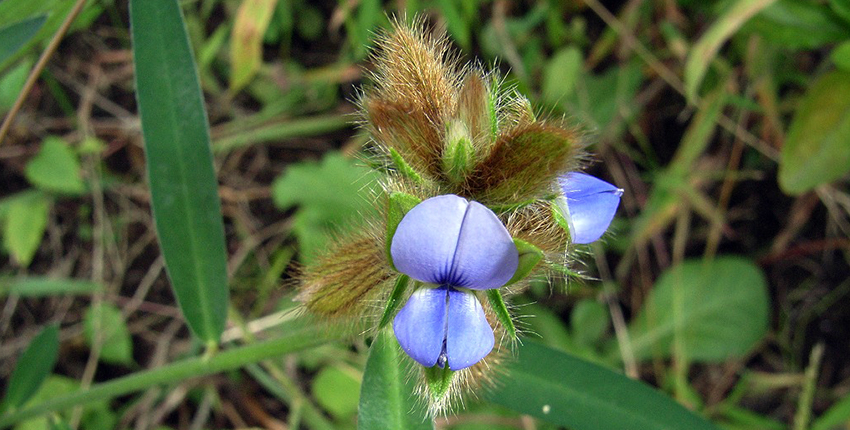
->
[558,173,624,244]
[390,195,519,370]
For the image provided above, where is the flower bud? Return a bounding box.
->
[442,119,475,184]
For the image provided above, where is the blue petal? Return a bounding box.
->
[558,173,623,244]
[392,286,447,367]
[449,201,518,290]
[445,289,494,371]
[390,195,518,289]
[390,195,467,285]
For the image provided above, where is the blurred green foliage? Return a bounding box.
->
[272,152,380,263]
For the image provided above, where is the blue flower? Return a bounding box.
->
[558,173,624,244]
[390,195,518,370]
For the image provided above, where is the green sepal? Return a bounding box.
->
[486,289,517,340]
[389,148,423,183]
[424,363,454,402]
[386,192,422,269]
[378,275,411,329]
[442,120,474,184]
[503,239,544,287]
[550,198,572,240]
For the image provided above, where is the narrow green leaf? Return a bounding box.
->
[212,115,350,152]
[0,276,103,297]
[0,0,58,28]
[779,70,850,194]
[378,275,410,329]
[487,341,720,430]
[684,0,776,101]
[0,324,59,413]
[84,303,134,366]
[486,289,516,339]
[358,329,433,430]
[130,0,229,343]
[745,0,849,50]
[24,136,85,195]
[626,256,769,362]
[230,0,278,92]
[2,190,49,266]
[0,14,46,65]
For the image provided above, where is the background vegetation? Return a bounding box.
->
[0,0,849,429]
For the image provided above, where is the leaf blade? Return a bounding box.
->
[684,0,777,101]
[229,0,278,92]
[24,136,86,195]
[487,342,720,430]
[626,256,769,362]
[778,70,850,194]
[84,303,134,366]
[358,329,433,430]
[0,14,46,65]
[0,324,59,413]
[2,191,49,266]
[1,276,103,297]
[130,0,229,343]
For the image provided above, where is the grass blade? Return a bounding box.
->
[130,0,229,344]
[0,276,103,297]
[684,0,776,101]
[229,0,278,92]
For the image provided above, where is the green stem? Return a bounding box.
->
[212,115,350,153]
[0,322,341,428]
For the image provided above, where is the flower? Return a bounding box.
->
[390,195,518,370]
[558,173,624,244]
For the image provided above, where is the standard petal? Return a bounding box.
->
[445,289,494,371]
[559,173,623,244]
[448,201,518,290]
[393,287,448,367]
[390,195,467,284]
